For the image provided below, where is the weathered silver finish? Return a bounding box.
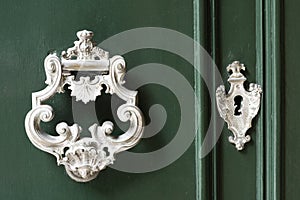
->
[216,61,262,150]
[25,30,144,182]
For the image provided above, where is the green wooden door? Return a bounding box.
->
[0,0,299,200]
[196,0,300,200]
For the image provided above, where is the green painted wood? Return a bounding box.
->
[0,0,197,199]
[265,0,282,199]
[195,0,265,199]
[195,1,267,200]
[255,0,264,199]
[194,0,217,200]
[194,1,211,200]
[210,0,219,199]
[2,1,300,199]
[283,0,300,199]
[217,0,258,199]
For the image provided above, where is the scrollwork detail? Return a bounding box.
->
[25,30,144,182]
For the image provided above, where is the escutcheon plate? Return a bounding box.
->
[216,61,262,150]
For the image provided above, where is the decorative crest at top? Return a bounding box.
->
[226,61,246,80]
[216,61,262,150]
[62,30,109,60]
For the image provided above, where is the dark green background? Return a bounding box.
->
[284,0,300,199]
[0,0,195,199]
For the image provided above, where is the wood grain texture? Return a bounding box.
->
[265,0,282,199]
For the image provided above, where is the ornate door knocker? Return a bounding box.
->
[216,61,262,150]
[25,30,144,182]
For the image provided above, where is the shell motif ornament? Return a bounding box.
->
[216,61,262,150]
[25,30,144,182]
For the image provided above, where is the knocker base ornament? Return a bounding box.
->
[216,61,262,150]
[25,30,144,182]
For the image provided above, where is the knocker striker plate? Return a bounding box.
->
[216,61,262,150]
[25,30,144,182]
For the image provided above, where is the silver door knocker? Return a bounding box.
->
[216,61,262,150]
[25,30,144,182]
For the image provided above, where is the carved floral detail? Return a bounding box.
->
[68,76,103,104]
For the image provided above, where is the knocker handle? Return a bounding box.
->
[25,30,144,182]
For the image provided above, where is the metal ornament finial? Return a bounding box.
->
[216,61,262,150]
[25,30,144,182]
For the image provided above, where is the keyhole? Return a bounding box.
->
[103,147,110,157]
[234,95,243,116]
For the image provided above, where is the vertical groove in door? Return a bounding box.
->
[194,0,218,199]
[194,0,210,199]
[209,0,218,199]
[255,0,264,199]
[194,0,202,198]
[265,0,282,199]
